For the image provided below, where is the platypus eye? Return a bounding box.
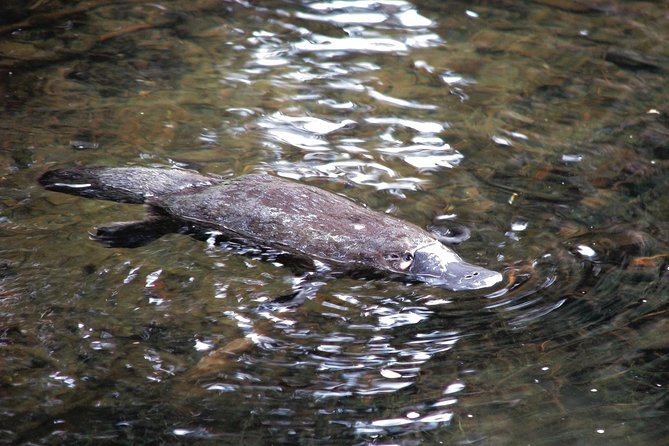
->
[400,252,413,269]
[385,252,413,270]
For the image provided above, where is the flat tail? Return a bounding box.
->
[39,166,221,204]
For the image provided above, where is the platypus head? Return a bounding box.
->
[384,241,503,291]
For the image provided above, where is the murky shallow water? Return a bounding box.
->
[1,1,668,444]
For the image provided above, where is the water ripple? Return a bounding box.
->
[306,0,434,29]
[366,86,439,110]
[293,35,409,54]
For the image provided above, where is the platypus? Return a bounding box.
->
[38,166,502,291]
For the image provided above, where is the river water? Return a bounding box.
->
[1,1,668,444]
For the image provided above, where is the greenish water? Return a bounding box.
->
[1,1,667,444]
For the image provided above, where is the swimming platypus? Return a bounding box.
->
[38,166,502,291]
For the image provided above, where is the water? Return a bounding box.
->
[1,1,668,444]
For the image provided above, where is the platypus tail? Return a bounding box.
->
[39,166,221,204]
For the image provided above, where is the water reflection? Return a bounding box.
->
[1,0,668,444]
[302,0,434,28]
[215,0,454,190]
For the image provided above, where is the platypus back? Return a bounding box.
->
[39,167,221,204]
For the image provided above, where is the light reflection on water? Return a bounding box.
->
[0,0,668,444]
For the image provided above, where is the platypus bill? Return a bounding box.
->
[39,166,503,292]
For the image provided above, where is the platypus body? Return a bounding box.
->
[39,167,502,291]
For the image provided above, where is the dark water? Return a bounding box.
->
[1,1,668,444]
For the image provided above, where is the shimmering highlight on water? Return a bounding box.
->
[1,0,668,444]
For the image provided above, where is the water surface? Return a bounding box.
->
[1,1,668,444]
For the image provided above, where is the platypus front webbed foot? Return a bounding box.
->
[91,217,181,248]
